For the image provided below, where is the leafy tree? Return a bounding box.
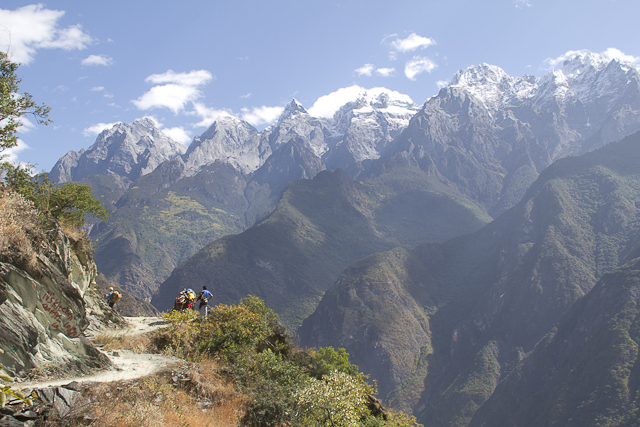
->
[0,51,51,155]
[310,346,360,378]
[295,370,374,426]
[1,162,109,228]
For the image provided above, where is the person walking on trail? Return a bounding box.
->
[198,286,213,316]
[105,287,121,309]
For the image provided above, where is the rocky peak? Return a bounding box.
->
[183,114,263,176]
[279,99,309,122]
[450,63,536,112]
[49,119,186,185]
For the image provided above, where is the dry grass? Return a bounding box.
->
[52,327,247,426]
[92,332,153,354]
[0,189,45,267]
[44,367,246,427]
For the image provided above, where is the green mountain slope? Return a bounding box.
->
[299,131,640,425]
[470,253,640,427]
[92,160,251,300]
[153,168,490,330]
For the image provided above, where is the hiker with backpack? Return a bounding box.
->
[105,287,121,309]
[198,286,213,316]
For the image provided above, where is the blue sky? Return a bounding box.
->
[2,0,640,172]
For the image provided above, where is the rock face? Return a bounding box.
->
[387,53,640,216]
[0,222,118,378]
[49,118,187,187]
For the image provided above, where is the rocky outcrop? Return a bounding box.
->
[0,223,121,378]
[49,118,186,186]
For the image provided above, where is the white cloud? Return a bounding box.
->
[82,54,114,66]
[0,4,92,64]
[240,93,252,99]
[354,64,375,77]
[133,83,202,113]
[83,122,121,137]
[2,139,30,164]
[145,69,213,87]
[91,86,105,92]
[376,68,396,77]
[190,102,230,128]
[241,106,284,127]
[308,86,367,118]
[355,64,396,78]
[514,0,532,8]
[133,70,213,114]
[405,56,437,80]
[545,48,640,70]
[436,80,449,89]
[162,127,191,145]
[390,33,436,54]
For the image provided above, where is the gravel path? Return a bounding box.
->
[18,316,180,389]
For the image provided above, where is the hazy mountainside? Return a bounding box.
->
[300,131,640,425]
[469,254,640,427]
[50,53,640,305]
[152,168,489,330]
[91,159,251,301]
[383,53,640,217]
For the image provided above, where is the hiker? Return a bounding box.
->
[198,286,213,316]
[173,289,188,311]
[186,288,196,309]
[105,287,121,309]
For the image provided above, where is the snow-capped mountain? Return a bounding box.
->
[390,51,640,214]
[181,88,419,179]
[50,118,186,186]
[51,51,640,216]
[183,114,266,176]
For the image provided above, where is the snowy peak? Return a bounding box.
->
[535,50,640,109]
[449,63,536,111]
[49,119,186,184]
[331,87,419,134]
[183,114,263,176]
[279,99,309,122]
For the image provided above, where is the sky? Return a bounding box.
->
[2,0,640,172]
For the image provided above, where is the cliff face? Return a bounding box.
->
[0,221,119,378]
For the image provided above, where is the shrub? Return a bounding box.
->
[198,296,282,361]
[295,370,374,426]
[310,346,360,378]
[1,162,109,229]
[0,189,46,266]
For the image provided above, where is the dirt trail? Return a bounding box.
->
[18,316,180,389]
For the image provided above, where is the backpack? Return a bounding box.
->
[199,292,208,304]
[186,290,196,301]
[112,292,121,303]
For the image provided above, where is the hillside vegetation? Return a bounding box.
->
[300,131,640,425]
[63,297,422,427]
[153,168,489,330]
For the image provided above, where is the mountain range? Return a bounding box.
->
[48,50,640,424]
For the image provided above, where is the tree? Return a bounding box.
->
[2,162,109,228]
[0,51,51,155]
[295,370,373,426]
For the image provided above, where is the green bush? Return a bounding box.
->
[1,162,109,228]
[154,296,422,426]
[239,350,309,427]
[310,346,360,378]
[295,370,374,426]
